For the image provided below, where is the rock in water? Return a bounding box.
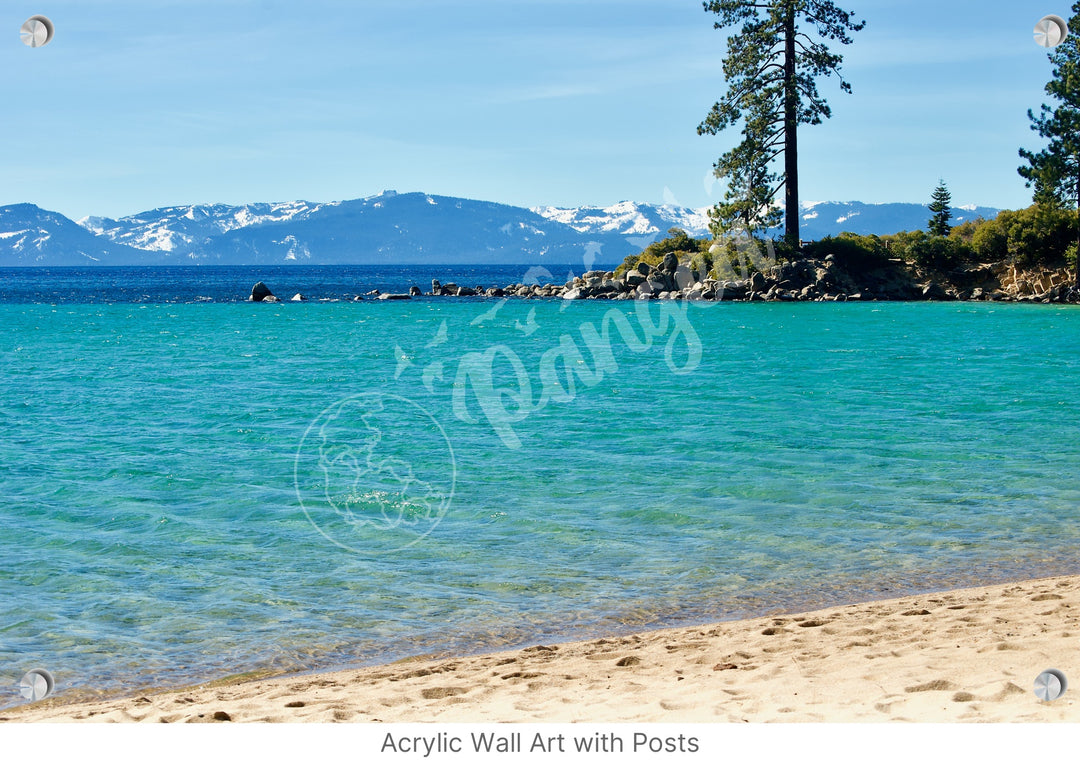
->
[250,281,274,302]
[291,293,307,302]
[409,286,422,297]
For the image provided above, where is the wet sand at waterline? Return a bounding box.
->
[7,575,1079,723]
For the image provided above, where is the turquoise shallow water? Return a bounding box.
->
[2,298,1080,706]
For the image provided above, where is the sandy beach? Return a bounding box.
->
[5,574,1079,723]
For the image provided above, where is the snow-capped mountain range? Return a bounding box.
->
[0,191,1001,266]
[77,201,331,254]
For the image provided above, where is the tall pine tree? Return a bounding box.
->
[928,179,952,236]
[698,1,864,244]
[1019,2,1080,285]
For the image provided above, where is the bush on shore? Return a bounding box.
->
[612,203,1076,282]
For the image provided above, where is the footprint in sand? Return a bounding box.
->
[905,680,958,693]
[500,672,544,682]
[992,683,1027,701]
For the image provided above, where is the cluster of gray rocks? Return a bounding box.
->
[248,253,1080,305]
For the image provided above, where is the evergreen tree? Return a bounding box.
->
[1019,1,1080,285]
[698,1,865,244]
[927,179,952,236]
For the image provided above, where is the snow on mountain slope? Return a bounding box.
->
[77,201,332,254]
[533,201,712,237]
[0,203,160,266]
[0,192,1007,267]
[796,201,1000,240]
[533,200,1001,242]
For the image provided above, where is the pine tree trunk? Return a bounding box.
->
[786,5,803,249]
[783,5,799,247]
[1075,171,1079,289]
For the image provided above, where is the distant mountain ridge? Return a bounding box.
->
[0,192,1002,266]
[77,201,330,254]
[538,200,1000,242]
[0,204,157,266]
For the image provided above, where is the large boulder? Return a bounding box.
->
[673,264,695,291]
[660,252,679,274]
[624,270,647,288]
[647,269,676,292]
[719,281,748,300]
[249,281,274,302]
[769,259,814,288]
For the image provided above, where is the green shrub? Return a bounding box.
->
[900,232,972,271]
[965,205,1075,267]
[970,216,1008,262]
[613,227,712,277]
[805,232,892,272]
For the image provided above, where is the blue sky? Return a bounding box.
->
[0,0,1061,218]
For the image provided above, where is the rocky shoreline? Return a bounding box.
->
[248,253,1080,305]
